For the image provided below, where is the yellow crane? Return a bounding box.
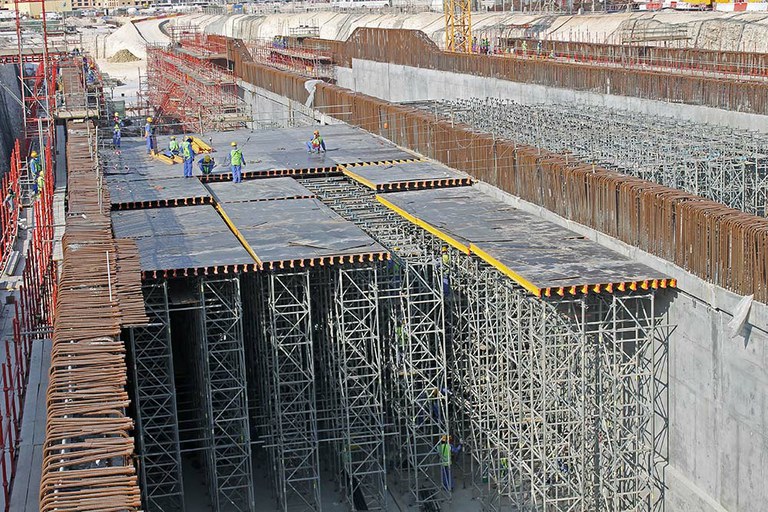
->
[445,0,472,53]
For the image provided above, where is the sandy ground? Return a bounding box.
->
[98,59,145,110]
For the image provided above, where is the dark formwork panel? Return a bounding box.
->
[344,161,472,190]
[107,176,211,208]
[113,206,253,271]
[206,177,314,203]
[380,186,671,294]
[220,198,387,264]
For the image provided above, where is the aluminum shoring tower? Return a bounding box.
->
[262,270,322,512]
[200,277,255,512]
[416,98,768,217]
[443,245,665,512]
[129,281,185,512]
[331,267,387,511]
[299,177,450,508]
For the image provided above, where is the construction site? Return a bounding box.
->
[0,5,766,512]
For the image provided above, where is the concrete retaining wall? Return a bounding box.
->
[338,59,768,132]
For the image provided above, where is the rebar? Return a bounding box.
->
[417,97,768,217]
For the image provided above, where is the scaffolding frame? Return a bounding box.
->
[200,277,255,512]
[299,176,450,509]
[444,249,666,512]
[258,270,322,512]
[129,281,185,512]
[145,35,248,133]
[331,267,387,511]
[416,98,768,217]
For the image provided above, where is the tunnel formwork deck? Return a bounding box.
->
[105,124,672,512]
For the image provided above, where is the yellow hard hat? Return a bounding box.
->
[31,151,37,157]
[203,155,211,162]
[441,246,448,252]
[147,117,153,122]
[171,136,176,140]
[230,141,237,147]
[313,130,319,135]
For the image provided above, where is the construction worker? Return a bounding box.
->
[29,151,40,195]
[198,154,215,175]
[112,123,121,149]
[437,436,462,492]
[36,170,45,198]
[230,142,245,183]
[441,246,451,296]
[144,117,155,154]
[182,137,195,178]
[520,40,528,57]
[112,112,123,128]
[306,129,326,153]
[168,135,180,155]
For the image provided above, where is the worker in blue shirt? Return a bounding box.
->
[29,151,41,195]
[144,117,155,154]
[198,154,215,175]
[438,436,462,492]
[229,142,245,183]
[112,123,121,149]
[182,137,195,178]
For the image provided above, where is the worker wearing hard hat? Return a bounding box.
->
[181,137,195,178]
[229,142,246,183]
[29,151,41,196]
[112,122,121,150]
[144,117,155,155]
[305,129,326,154]
[198,154,215,175]
[437,435,462,492]
[168,135,180,155]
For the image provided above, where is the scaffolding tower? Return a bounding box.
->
[299,176,450,509]
[129,281,185,512]
[145,34,248,133]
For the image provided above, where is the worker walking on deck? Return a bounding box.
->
[144,117,155,154]
[198,154,215,175]
[230,142,245,183]
[112,123,121,149]
[169,136,180,155]
[29,151,41,195]
[182,137,195,178]
[438,436,462,492]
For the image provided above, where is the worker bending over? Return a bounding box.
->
[198,154,215,175]
[230,142,245,183]
[182,137,195,178]
[168,136,180,155]
[306,129,326,153]
[144,117,155,154]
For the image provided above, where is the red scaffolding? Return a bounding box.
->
[0,1,61,509]
[146,31,248,133]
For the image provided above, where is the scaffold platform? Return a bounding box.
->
[341,160,472,191]
[378,186,674,297]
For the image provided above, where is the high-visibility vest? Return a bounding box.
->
[169,140,179,151]
[182,141,193,158]
[438,442,451,466]
[230,149,244,165]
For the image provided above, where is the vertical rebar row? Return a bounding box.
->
[416,97,768,217]
[200,277,255,512]
[129,280,185,512]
